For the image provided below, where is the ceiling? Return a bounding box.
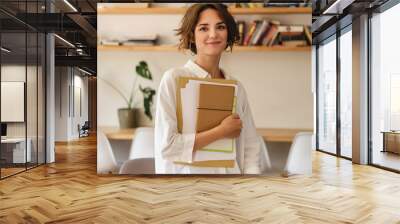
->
[0,0,99,73]
[312,0,390,43]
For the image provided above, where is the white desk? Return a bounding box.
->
[1,138,31,163]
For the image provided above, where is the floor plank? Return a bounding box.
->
[0,135,399,223]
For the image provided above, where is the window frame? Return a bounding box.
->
[315,21,353,160]
[368,0,400,173]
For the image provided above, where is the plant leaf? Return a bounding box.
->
[139,86,156,120]
[135,61,153,80]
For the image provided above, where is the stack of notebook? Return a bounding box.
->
[175,77,238,168]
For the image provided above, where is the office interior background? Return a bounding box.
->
[0,0,400,222]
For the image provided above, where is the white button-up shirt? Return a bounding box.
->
[154,60,260,174]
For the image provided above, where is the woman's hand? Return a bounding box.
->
[193,113,242,150]
[217,113,242,139]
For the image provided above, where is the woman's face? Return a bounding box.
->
[193,8,228,57]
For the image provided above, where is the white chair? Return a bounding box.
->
[128,127,155,159]
[119,127,155,174]
[283,132,313,176]
[259,136,272,173]
[119,158,155,174]
[119,130,271,174]
[97,132,119,174]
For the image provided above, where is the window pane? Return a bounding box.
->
[371,3,400,171]
[1,31,28,177]
[27,31,38,169]
[340,29,352,158]
[318,37,337,154]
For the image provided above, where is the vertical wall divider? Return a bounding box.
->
[316,45,320,151]
[24,1,28,171]
[336,23,342,157]
[44,31,47,164]
[367,11,373,165]
[36,20,39,168]
[0,25,2,179]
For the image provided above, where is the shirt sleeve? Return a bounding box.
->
[154,70,196,163]
[240,84,261,174]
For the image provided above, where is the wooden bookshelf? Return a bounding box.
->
[97,44,311,52]
[97,6,312,15]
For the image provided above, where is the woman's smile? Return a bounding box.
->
[206,41,222,46]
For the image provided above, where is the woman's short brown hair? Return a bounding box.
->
[175,3,239,54]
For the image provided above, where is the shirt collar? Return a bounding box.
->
[184,59,232,80]
[184,59,210,78]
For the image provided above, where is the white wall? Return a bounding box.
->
[73,74,89,137]
[55,67,69,141]
[1,65,37,137]
[54,67,89,141]
[97,6,313,129]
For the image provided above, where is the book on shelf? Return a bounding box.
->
[276,25,308,46]
[264,2,310,7]
[261,21,280,46]
[304,25,312,45]
[243,20,260,46]
[277,25,304,34]
[236,21,245,46]
[238,19,310,48]
[235,1,310,8]
[250,19,270,46]
[268,24,282,47]
[235,3,264,8]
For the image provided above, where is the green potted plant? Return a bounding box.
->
[136,61,156,127]
[100,61,156,128]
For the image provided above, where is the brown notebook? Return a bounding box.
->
[196,84,235,133]
[175,77,237,168]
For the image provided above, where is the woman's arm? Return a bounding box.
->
[155,71,197,163]
[194,114,242,150]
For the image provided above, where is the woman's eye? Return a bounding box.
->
[217,25,226,30]
[199,27,207,31]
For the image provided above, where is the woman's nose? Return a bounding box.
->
[209,28,217,38]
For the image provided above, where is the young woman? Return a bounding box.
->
[154,3,260,174]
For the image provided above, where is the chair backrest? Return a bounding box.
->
[82,121,90,129]
[119,158,155,174]
[284,132,313,176]
[97,131,118,174]
[129,127,155,160]
[119,127,155,174]
[259,136,272,173]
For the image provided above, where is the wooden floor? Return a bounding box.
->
[1,167,26,177]
[1,135,400,223]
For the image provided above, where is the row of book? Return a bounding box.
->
[236,20,312,47]
[234,1,311,8]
